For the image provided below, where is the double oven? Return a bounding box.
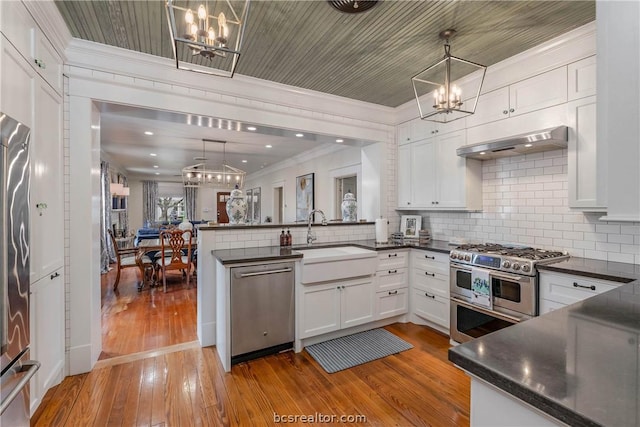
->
[448,244,567,344]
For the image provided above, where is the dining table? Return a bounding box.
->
[133,237,198,289]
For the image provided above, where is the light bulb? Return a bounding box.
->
[208,27,215,42]
[190,23,198,36]
[207,174,213,180]
[217,174,222,180]
[185,9,194,24]
[235,175,240,181]
[197,173,202,179]
[226,175,231,181]
[198,4,207,20]
[187,172,192,179]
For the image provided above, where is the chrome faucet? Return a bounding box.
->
[307,209,327,245]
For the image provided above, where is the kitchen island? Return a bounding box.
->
[449,265,640,426]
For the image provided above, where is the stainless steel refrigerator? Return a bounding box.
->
[0,113,39,426]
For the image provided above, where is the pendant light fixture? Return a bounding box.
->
[412,29,487,123]
[182,139,246,188]
[166,0,251,78]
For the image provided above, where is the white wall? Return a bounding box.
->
[244,145,363,222]
[128,180,143,232]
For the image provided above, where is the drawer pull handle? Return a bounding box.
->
[424,292,435,299]
[425,271,435,277]
[573,282,596,291]
[50,272,60,280]
[424,255,435,259]
[388,290,398,295]
[388,269,398,274]
[388,253,398,258]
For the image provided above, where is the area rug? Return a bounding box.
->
[305,328,413,373]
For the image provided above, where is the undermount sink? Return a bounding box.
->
[295,245,377,284]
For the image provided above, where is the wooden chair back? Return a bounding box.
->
[159,229,192,270]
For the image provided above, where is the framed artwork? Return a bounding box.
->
[400,215,422,238]
[296,173,314,221]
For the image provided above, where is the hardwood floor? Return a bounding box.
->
[32,323,470,426]
[100,266,197,360]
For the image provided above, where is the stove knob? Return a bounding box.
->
[502,260,511,269]
[512,263,521,271]
[521,264,531,273]
[464,254,471,261]
[450,253,458,259]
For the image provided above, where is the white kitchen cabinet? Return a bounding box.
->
[300,276,375,339]
[410,249,450,330]
[1,35,35,128]
[374,249,409,320]
[466,67,568,128]
[397,116,466,146]
[29,268,65,413]
[398,130,482,210]
[539,271,623,314]
[567,96,606,211]
[568,56,596,101]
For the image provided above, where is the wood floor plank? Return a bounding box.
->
[34,323,470,426]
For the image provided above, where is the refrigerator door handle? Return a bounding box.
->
[0,360,40,415]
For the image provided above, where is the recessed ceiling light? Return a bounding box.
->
[480,152,486,155]
[150,153,157,157]
[144,131,154,136]
[295,133,304,137]
[242,159,247,163]
[247,126,257,131]
[336,139,344,143]
[524,144,533,148]
[265,144,273,148]
[153,165,159,168]
[155,172,160,175]
[90,125,100,130]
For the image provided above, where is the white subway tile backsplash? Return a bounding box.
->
[419,149,639,263]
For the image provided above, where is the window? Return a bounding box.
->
[157,197,185,222]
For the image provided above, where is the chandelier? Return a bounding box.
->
[412,30,487,123]
[182,139,246,188]
[166,0,251,78]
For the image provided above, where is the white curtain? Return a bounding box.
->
[183,186,198,221]
[142,180,158,227]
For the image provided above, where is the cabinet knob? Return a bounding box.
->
[425,292,435,299]
[425,271,435,277]
[503,110,508,115]
[388,269,398,274]
[50,271,60,280]
[435,129,439,133]
[435,201,439,205]
[509,108,515,113]
[424,255,435,259]
[388,253,398,258]
[388,290,398,295]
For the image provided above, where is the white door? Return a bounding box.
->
[300,284,341,338]
[435,130,467,208]
[509,67,568,117]
[341,278,375,329]
[410,139,435,208]
[397,144,412,208]
[465,87,510,128]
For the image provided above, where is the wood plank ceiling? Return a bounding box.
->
[55,1,595,107]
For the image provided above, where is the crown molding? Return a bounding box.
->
[23,0,72,60]
[65,38,395,126]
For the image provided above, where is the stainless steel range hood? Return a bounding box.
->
[456,126,568,160]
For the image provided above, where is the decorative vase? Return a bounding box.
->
[341,192,357,222]
[226,187,248,224]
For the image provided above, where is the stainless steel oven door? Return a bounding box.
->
[491,270,537,316]
[450,263,473,299]
[450,297,530,344]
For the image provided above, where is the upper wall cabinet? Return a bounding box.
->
[568,56,596,101]
[397,116,466,145]
[0,1,63,94]
[397,130,482,211]
[466,67,568,128]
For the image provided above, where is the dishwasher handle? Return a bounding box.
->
[239,267,293,278]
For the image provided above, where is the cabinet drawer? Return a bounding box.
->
[376,268,408,292]
[539,272,621,307]
[411,269,448,298]
[375,288,408,320]
[378,250,409,270]
[412,250,449,274]
[412,288,449,329]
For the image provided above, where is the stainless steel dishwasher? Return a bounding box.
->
[230,262,295,364]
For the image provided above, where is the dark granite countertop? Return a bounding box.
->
[199,221,374,231]
[211,239,453,265]
[538,256,640,283]
[449,279,640,427]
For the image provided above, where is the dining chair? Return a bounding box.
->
[155,229,193,292]
[108,229,153,291]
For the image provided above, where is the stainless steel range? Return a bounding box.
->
[449,243,568,343]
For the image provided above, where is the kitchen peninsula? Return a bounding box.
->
[449,261,640,426]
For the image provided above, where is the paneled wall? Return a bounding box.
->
[419,150,640,264]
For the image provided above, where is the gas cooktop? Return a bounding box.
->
[450,243,569,276]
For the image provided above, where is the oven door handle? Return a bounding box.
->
[451,296,522,324]
[489,271,525,282]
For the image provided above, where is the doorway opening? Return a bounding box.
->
[273,185,284,223]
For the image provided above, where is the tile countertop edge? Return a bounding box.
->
[447,349,601,427]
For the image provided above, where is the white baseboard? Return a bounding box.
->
[68,343,95,375]
[198,320,216,347]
